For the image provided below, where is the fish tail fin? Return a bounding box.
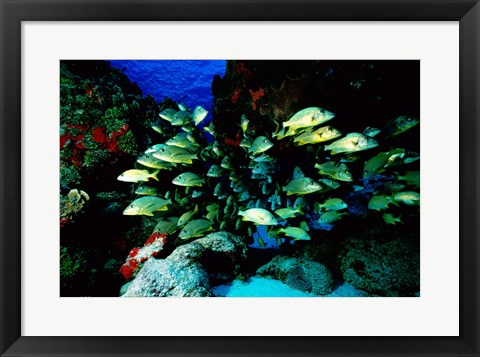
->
[391,193,400,206]
[151,170,160,181]
[272,117,280,132]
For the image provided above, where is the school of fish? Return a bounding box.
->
[118,102,420,243]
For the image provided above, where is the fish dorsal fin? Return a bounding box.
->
[273,127,286,137]
[299,221,310,231]
[293,166,305,179]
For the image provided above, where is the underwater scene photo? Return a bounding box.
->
[60,60,420,297]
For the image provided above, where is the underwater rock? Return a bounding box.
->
[285,266,312,292]
[123,231,246,297]
[295,240,340,273]
[340,235,420,296]
[256,256,334,295]
[119,282,131,296]
[195,232,248,284]
[122,249,212,297]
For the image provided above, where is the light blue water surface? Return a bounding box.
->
[213,277,366,297]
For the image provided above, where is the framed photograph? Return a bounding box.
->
[1,0,479,356]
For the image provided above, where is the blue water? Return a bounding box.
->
[110,60,226,121]
[250,225,285,249]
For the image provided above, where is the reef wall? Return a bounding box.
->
[60,60,173,296]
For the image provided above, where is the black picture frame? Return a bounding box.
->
[1,1,478,356]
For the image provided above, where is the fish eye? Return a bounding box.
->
[320,109,325,114]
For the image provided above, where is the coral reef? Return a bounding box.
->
[59,60,168,296]
[339,229,420,296]
[256,256,334,295]
[60,61,158,192]
[60,246,87,279]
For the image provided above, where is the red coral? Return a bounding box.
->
[74,141,85,150]
[61,125,89,149]
[129,259,139,270]
[92,126,107,144]
[144,232,167,246]
[119,263,136,280]
[70,147,83,167]
[250,88,264,101]
[151,250,162,258]
[60,134,71,149]
[231,88,241,104]
[119,257,141,280]
[249,88,265,110]
[120,232,167,280]
[107,131,123,153]
[129,247,140,258]
[91,125,129,153]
